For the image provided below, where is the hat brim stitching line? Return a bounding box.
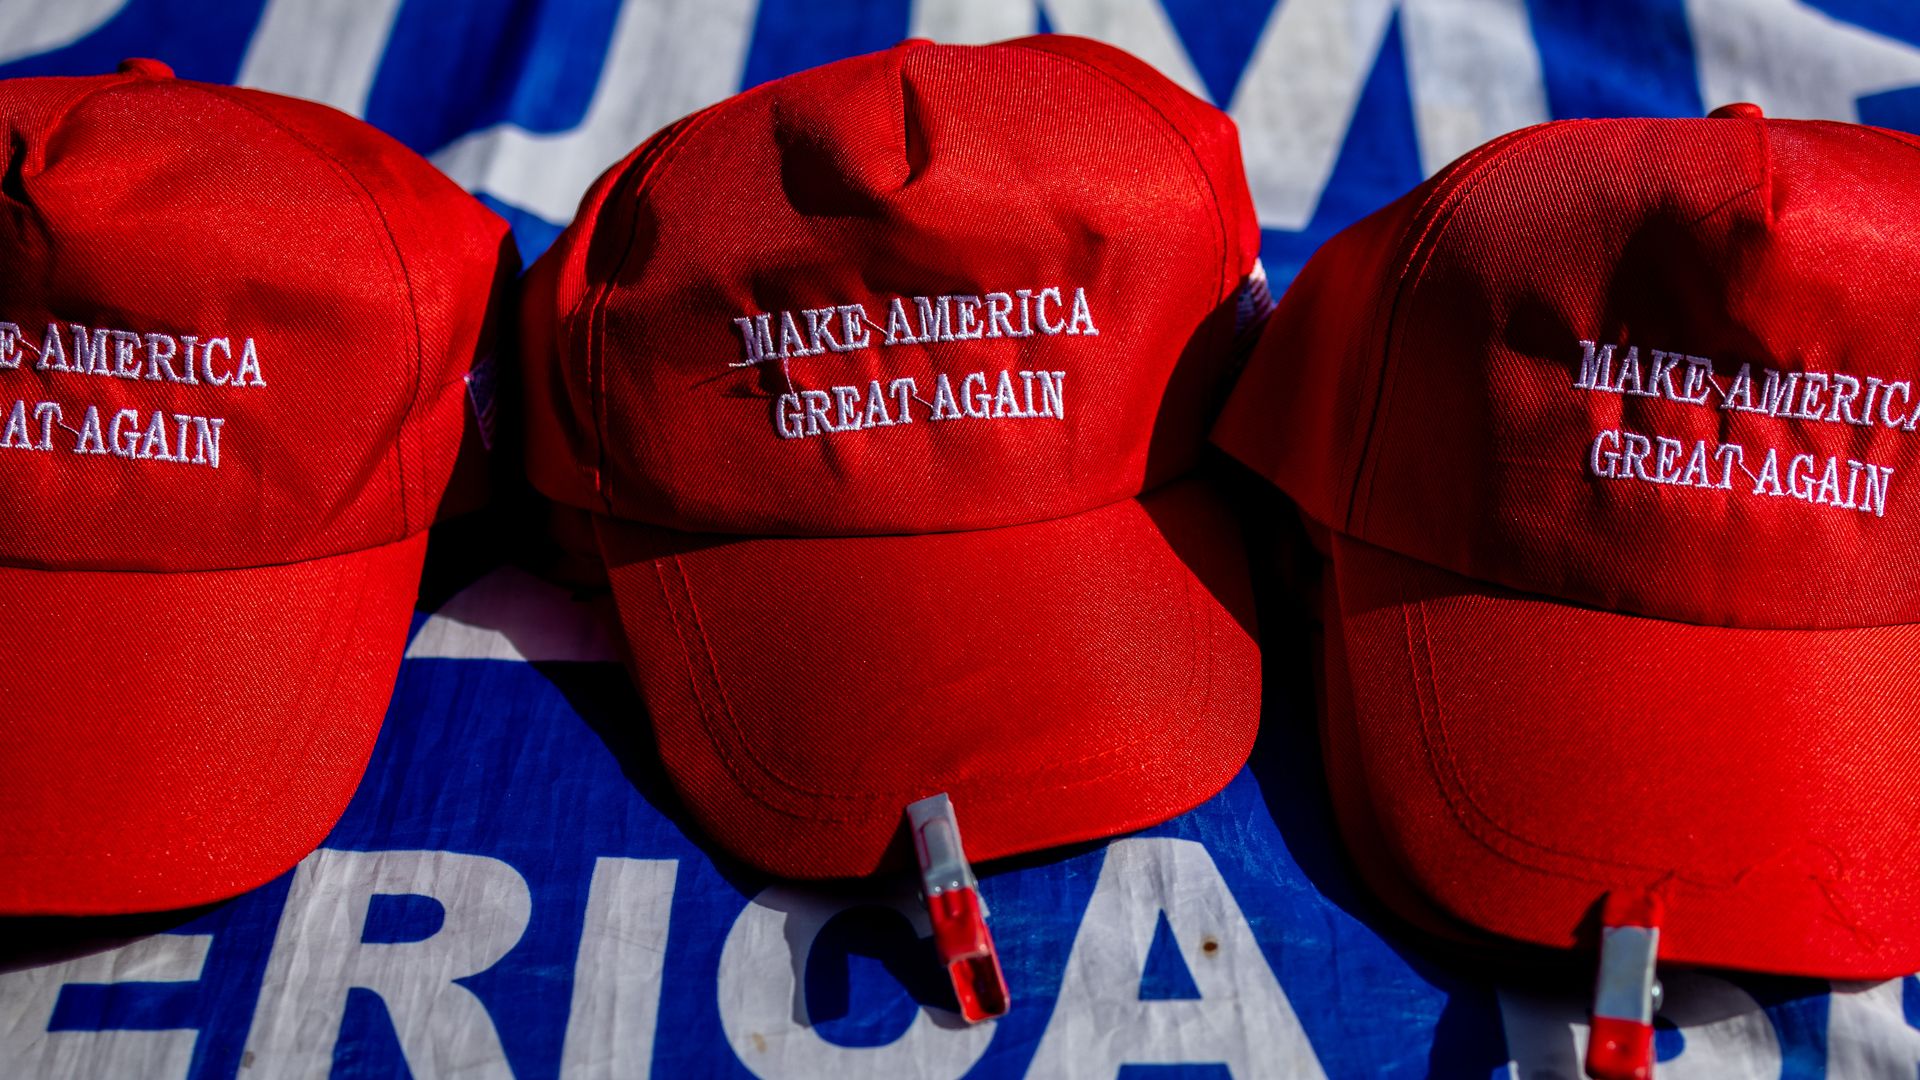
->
[1350,498,1920,629]
[647,554,840,823]
[1007,41,1228,304]
[1346,121,1593,534]
[1393,581,1895,955]
[651,541,1228,817]
[192,82,423,539]
[229,540,400,892]
[1398,589,1629,886]
[647,544,963,826]
[1387,562,1840,893]
[651,551,883,822]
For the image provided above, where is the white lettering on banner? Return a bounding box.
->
[425,0,1550,237]
[1498,972,1780,1080]
[1688,0,1920,125]
[0,933,211,1080]
[558,858,679,1080]
[1575,341,1905,518]
[715,884,994,1079]
[223,0,1920,254]
[1827,979,1920,1079]
[0,0,126,67]
[404,565,624,662]
[909,0,1207,97]
[1230,0,1548,230]
[1027,838,1327,1079]
[241,849,531,1080]
[433,0,758,224]
[238,0,407,115]
[911,0,1548,231]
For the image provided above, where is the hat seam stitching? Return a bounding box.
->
[25,72,141,173]
[1338,124,1543,531]
[576,146,662,516]
[1349,121,1588,534]
[0,529,425,576]
[578,99,760,517]
[190,82,424,540]
[1006,40,1229,303]
[1845,121,1920,165]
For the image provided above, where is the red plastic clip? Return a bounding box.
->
[906,793,1009,1024]
[1586,891,1665,1080]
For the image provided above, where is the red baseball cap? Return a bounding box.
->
[521,36,1264,878]
[1216,105,1920,978]
[0,60,515,914]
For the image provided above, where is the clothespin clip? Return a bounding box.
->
[1586,891,1665,1080]
[906,793,1009,1024]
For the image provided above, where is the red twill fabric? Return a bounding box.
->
[0,61,516,914]
[1215,111,1920,976]
[1329,534,1920,976]
[0,534,426,914]
[522,37,1263,878]
[598,479,1258,874]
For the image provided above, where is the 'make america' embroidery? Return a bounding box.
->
[1574,340,1903,517]
[731,286,1096,441]
[730,286,1097,367]
[0,318,267,470]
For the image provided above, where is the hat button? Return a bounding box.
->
[116,58,174,79]
[1708,102,1764,120]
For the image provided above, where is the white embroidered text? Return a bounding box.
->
[775,370,1065,440]
[0,318,265,471]
[731,287,1096,368]
[1573,340,1901,517]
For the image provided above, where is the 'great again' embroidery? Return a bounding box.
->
[1573,340,1901,517]
[732,286,1094,441]
[0,319,267,471]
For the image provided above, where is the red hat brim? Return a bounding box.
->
[0,531,426,915]
[595,476,1260,879]
[1324,531,1920,978]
